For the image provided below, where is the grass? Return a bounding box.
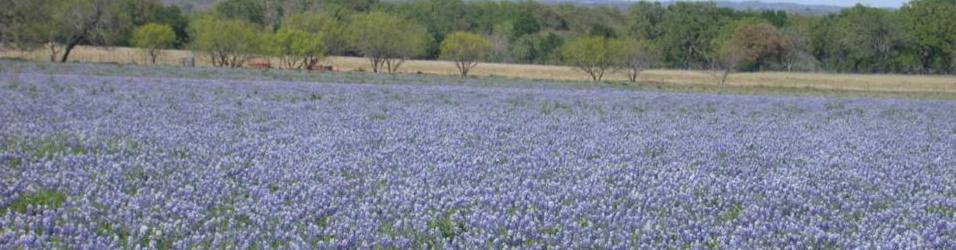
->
[3,46,956,95]
[3,189,68,215]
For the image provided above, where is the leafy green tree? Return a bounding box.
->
[131,23,176,64]
[511,32,563,64]
[188,17,265,68]
[559,36,618,81]
[759,10,788,27]
[589,23,617,39]
[395,0,470,59]
[440,32,492,77]
[626,2,665,41]
[281,13,348,55]
[818,5,911,73]
[214,0,267,27]
[269,27,324,69]
[902,0,956,73]
[511,11,541,41]
[656,2,728,69]
[122,0,189,47]
[347,11,427,73]
[39,0,131,63]
[0,0,55,52]
[616,39,659,82]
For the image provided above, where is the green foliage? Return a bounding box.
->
[214,0,267,26]
[347,11,427,73]
[121,0,189,47]
[3,0,179,60]
[0,1,59,50]
[7,0,954,75]
[511,32,564,64]
[511,11,541,41]
[719,202,744,222]
[188,16,265,68]
[559,36,619,81]
[815,5,912,73]
[281,13,348,55]
[394,0,471,59]
[3,190,67,215]
[269,27,324,69]
[589,23,617,39]
[627,2,665,41]
[441,32,492,77]
[901,0,956,74]
[657,2,729,69]
[131,23,176,64]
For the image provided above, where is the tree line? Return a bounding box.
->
[1,0,954,80]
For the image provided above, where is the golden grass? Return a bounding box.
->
[3,45,956,94]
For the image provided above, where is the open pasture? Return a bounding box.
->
[1,61,955,248]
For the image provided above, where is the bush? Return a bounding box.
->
[269,27,324,70]
[131,23,176,64]
[188,16,264,68]
[348,11,427,73]
[440,32,492,77]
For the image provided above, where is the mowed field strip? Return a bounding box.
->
[4,46,956,94]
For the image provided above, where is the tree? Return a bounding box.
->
[131,23,176,64]
[440,32,492,77]
[0,0,55,52]
[511,11,541,41]
[188,17,264,68]
[269,27,324,69]
[589,23,617,39]
[616,39,659,82]
[901,0,956,73]
[712,23,787,85]
[780,21,818,72]
[347,11,427,73]
[627,2,665,41]
[841,6,910,73]
[511,32,563,64]
[814,5,911,73]
[281,13,348,55]
[559,36,618,81]
[51,0,129,63]
[657,2,728,69]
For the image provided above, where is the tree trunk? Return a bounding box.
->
[720,69,731,86]
[149,49,158,64]
[59,38,80,63]
[47,43,59,62]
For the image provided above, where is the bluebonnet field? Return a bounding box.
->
[0,61,955,249]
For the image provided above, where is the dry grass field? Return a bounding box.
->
[3,46,956,94]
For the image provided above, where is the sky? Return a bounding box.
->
[716,0,909,7]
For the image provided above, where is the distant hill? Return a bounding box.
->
[161,0,847,15]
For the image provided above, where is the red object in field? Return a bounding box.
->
[309,64,334,72]
[246,59,272,69]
